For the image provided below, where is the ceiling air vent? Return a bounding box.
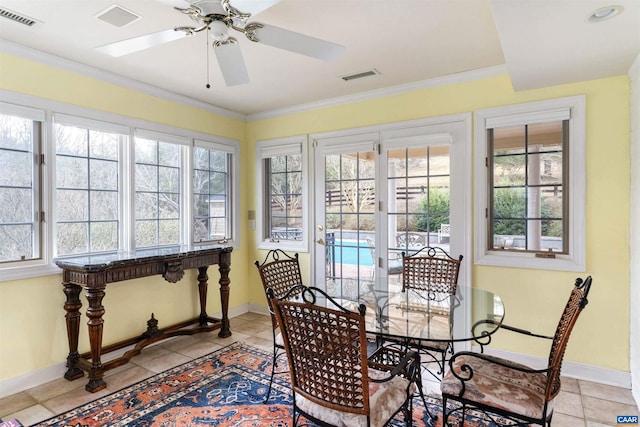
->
[341,69,380,82]
[96,5,141,27]
[0,8,38,26]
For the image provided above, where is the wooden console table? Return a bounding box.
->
[55,245,232,393]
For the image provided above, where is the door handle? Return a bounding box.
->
[317,238,325,245]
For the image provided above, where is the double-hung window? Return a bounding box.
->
[474,96,586,271]
[256,136,308,251]
[0,103,44,264]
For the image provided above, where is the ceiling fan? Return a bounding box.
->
[95,0,345,87]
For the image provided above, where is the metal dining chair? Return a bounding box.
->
[254,249,304,402]
[268,284,421,427]
[396,246,463,379]
[441,276,593,427]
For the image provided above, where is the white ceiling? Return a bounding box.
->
[0,0,638,118]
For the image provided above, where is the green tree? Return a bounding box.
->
[415,188,449,232]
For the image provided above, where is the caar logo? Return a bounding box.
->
[617,415,639,424]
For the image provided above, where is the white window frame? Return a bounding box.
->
[256,135,309,252]
[0,90,241,282]
[474,95,586,271]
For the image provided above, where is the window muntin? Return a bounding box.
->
[193,145,231,242]
[135,137,181,247]
[54,123,122,256]
[488,120,567,253]
[0,112,42,263]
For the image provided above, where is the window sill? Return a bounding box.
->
[0,263,62,282]
[475,250,585,272]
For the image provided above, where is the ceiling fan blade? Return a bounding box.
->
[252,24,345,61]
[96,28,191,57]
[214,42,250,86]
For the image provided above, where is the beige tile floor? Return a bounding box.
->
[1,312,638,426]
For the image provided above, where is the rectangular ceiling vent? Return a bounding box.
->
[341,69,380,82]
[0,8,38,26]
[96,5,141,27]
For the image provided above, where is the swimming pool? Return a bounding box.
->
[327,239,373,266]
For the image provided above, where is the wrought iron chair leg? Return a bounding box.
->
[264,343,279,403]
[414,366,436,421]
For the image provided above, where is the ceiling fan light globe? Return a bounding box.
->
[209,20,229,41]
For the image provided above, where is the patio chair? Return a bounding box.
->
[268,284,421,427]
[254,249,304,402]
[395,246,463,378]
[441,276,593,427]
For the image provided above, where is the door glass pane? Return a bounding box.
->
[387,145,451,292]
[323,151,376,299]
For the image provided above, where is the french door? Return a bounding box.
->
[311,116,472,343]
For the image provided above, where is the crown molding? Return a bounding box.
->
[0,39,246,121]
[247,64,509,122]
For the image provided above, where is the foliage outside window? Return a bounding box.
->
[256,136,308,251]
[193,143,232,243]
[0,110,42,263]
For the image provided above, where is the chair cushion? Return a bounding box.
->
[440,353,553,420]
[295,368,414,427]
[275,330,284,348]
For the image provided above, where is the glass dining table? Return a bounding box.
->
[328,286,505,355]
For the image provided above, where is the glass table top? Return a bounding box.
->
[328,287,504,344]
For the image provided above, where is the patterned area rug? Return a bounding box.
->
[34,342,496,426]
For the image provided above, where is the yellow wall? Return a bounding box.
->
[0,51,631,384]
[246,75,631,372]
[0,53,251,382]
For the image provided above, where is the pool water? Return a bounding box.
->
[328,240,373,266]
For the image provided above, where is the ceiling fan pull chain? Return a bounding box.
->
[206,26,211,89]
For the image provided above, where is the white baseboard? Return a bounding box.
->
[481,347,632,389]
[0,305,253,400]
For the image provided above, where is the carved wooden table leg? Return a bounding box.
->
[197,266,209,326]
[218,252,231,338]
[63,282,84,381]
[85,286,107,392]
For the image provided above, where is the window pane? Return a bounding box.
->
[192,146,231,243]
[489,120,566,253]
[90,191,118,221]
[0,150,32,187]
[90,159,118,190]
[266,153,303,240]
[90,222,118,252]
[135,136,182,247]
[56,123,122,256]
[56,156,88,189]
[0,113,40,262]
[57,222,88,255]
[56,190,88,221]
[0,225,32,261]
